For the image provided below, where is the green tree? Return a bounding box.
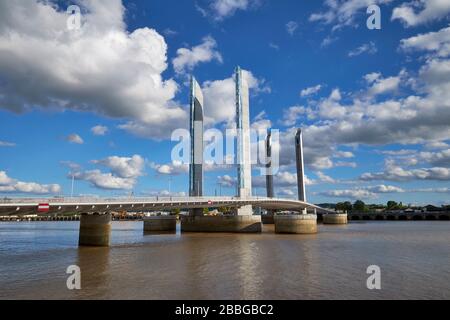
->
[336,201,353,212]
[387,201,399,210]
[353,200,367,212]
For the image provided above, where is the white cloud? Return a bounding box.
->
[365,71,403,97]
[361,160,450,181]
[425,141,450,150]
[392,0,450,27]
[321,184,404,199]
[335,151,355,158]
[73,170,136,190]
[92,155,145,179]
[321,189,377,199]
[0,0,186,140]
[217,175,237,187]
[348,41,377,57]
[66,134,84,145]
[418,149,450,167]
[197,0,260,21]
[300,85,322,97]
[0,140,15,147]
[278,28,450,174]
[0,171,15,186]
[91,125,108,136]
[286,21,299,35]
[150,161,189,175]
[143,189,187,197]
[400,25,450,58]
[316,171,336,183]
[202,70,270,125]
[281,106,307,126]
[321,36,339,48]
[173,36,223,75]
[310,0,393,30]
[269,42,280,50]
[73,155,145,190]
[0,171,61,194]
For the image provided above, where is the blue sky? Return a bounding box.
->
[0,0,450,206]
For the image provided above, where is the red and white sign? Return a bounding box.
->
[38,203,50,213]
[208,200,213,205]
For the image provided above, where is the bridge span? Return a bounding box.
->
[0,196,328,216]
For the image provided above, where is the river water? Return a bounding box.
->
[0,221,449,300]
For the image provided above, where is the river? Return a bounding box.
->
[0,221,449,299]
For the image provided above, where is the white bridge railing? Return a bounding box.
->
[0,196,276,205]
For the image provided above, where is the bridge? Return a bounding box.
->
[0,196,326,216]
[0,196,333,246]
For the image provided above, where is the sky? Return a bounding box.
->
[0,0,449,206]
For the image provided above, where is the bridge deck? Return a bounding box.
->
[0,197,327,216]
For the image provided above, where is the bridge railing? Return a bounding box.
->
[0,196,277,205]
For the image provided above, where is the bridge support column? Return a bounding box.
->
[79,213,111,247]
[323,213,348,225]
[181,215,262,233]
[236,205,253,216]
[274,214,317,234]
[262,210,275,224]
[144,216,177,233]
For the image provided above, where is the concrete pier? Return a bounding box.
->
[181,215,262,233]
[144,216,177,232]
[274,214,317,234]
[323,213,348,225]
[78,213,112,247]
[261,214,275,224]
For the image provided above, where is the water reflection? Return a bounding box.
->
[74,247,111,299]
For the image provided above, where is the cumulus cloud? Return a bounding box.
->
[361,160,450,181]
[316,171,337,184]
[0,0,186,140]
[278,27,450,173]
[172,36,223,75]
[91,125,108,136]
[415,149,450,167]
[150,161,189,175]
[0,171,61,194]
[392,0,450,27]
[91,155,145,179]
[202,70,270,125]
[320,184,404,199]
[400,25,450,58]
[73,155,145,190]
[66,134,84,145]
[281,106,307,126]
[348,41,377,57]
[364,71,404,97]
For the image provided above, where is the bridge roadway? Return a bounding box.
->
[0,196,328,216]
